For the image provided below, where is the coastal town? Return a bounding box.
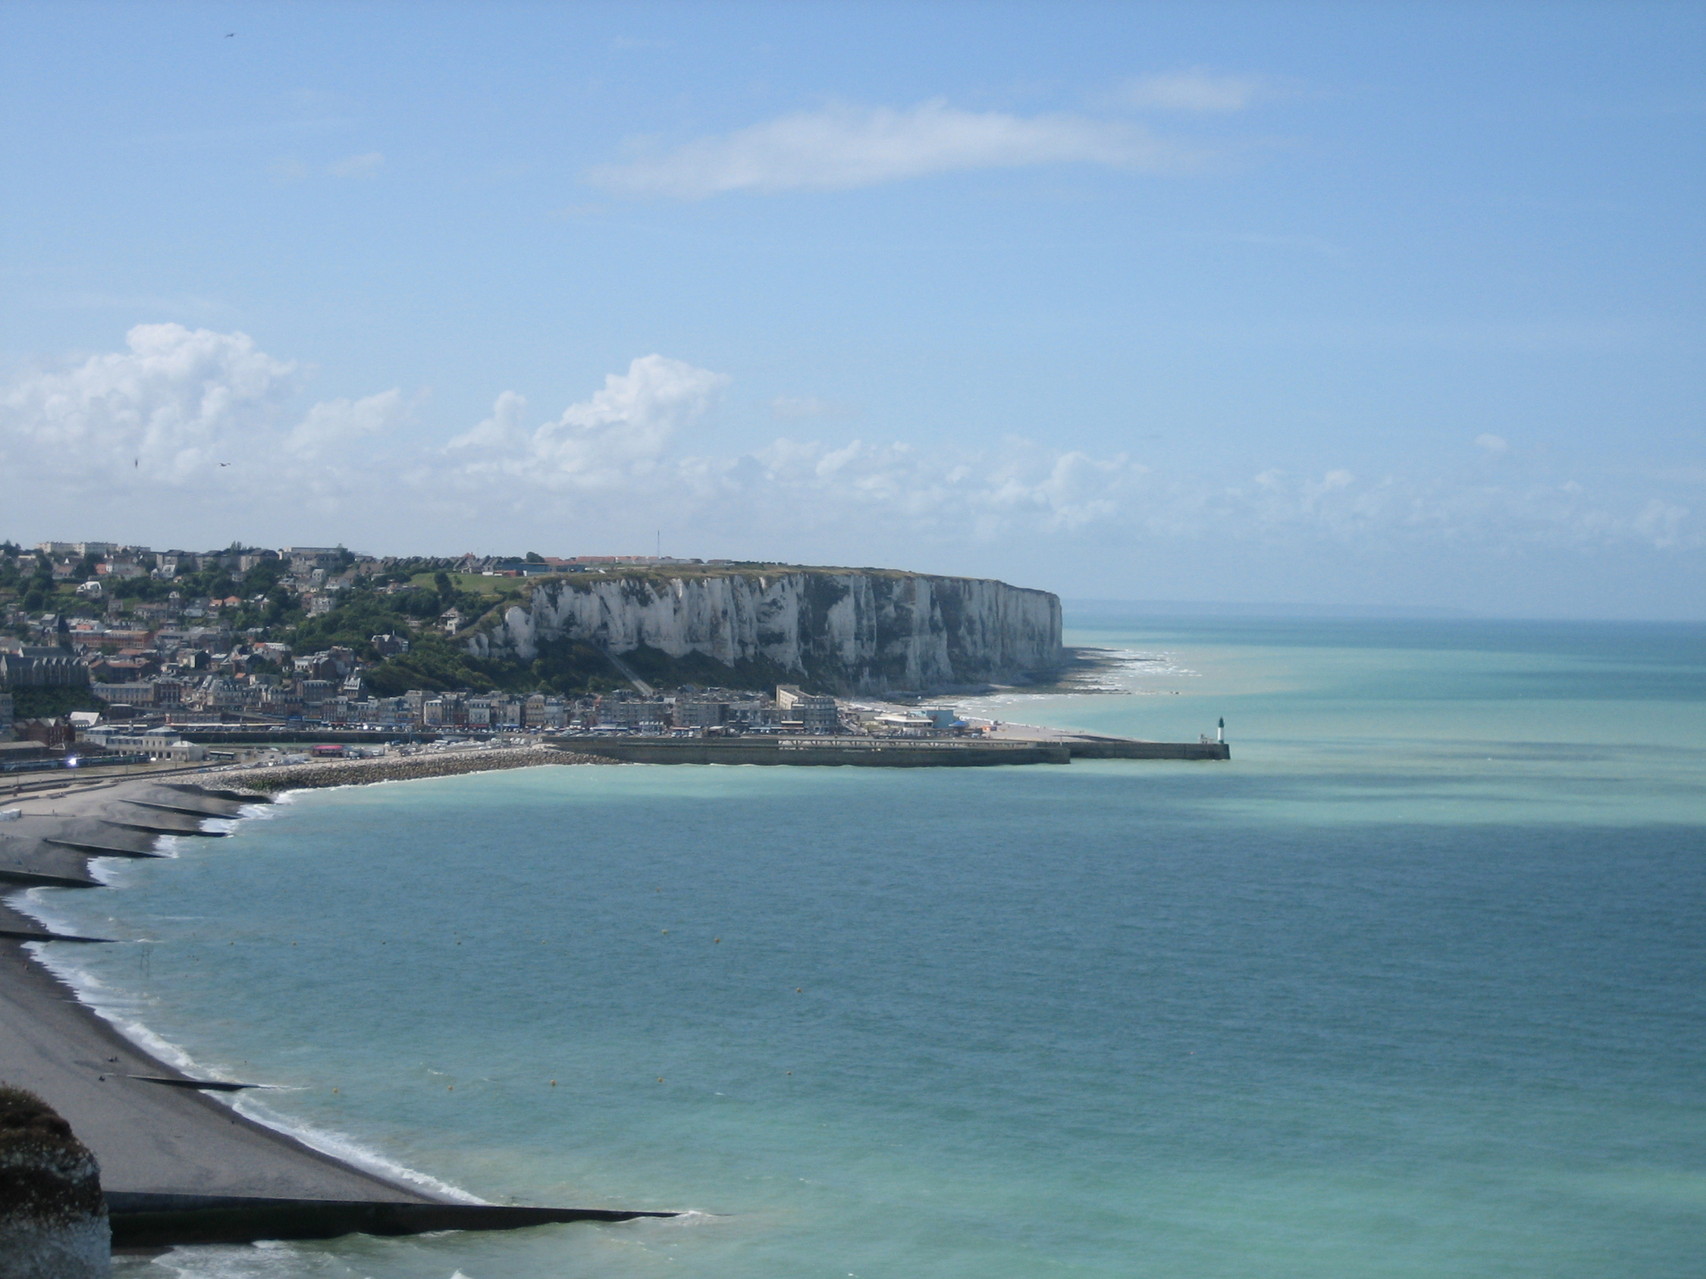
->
[0,540,999,776]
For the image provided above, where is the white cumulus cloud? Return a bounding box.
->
[447,355,730,490]
[289,388,410,455]
[587,100,1182,198]
[0,324,412,514]
[0,323,300,482]
[3,331,1697,585]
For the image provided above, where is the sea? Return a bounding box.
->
[22,612,1706,1279]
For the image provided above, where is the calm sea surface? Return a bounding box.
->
[28,615,1706,1279]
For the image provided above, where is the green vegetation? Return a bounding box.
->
[9,686,107,719]
[0,548,1001,701]
[361,636,510,696]
[408,571,526,600]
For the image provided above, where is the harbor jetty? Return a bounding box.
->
[551,733,1229,766]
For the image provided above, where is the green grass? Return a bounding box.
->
[407,572,527,599]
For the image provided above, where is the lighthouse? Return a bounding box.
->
[1217,717,1225,743]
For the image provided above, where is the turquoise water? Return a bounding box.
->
[27,616,1706,1278]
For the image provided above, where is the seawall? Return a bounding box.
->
[554,737,1071,767]
[550,736,1230,766]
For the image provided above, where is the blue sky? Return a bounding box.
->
[2,1,1701,617]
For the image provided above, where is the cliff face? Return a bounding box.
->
[0,1086,109,1279]
[462,569,1063,693]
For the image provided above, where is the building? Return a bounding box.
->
[724,699,780,728]
[775,685,840,734]
[90,681,154,706]
[674,699,728,728]
[280,546,347,572]
[0,647,90,688]
[84,727,206,762]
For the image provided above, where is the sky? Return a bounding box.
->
[2,1,1702,618]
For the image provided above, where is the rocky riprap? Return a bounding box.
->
[223,745,616,794]
[0,1085,109,1278]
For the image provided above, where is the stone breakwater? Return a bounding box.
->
[223,747,617,794]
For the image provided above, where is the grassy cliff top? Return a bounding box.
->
[505,563,1056,595]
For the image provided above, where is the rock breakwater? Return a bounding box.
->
[223,747,615,794]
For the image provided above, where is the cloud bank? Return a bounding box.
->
[2,327,1697,612]
[0,323,408,497]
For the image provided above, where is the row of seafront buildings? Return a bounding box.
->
[3,626,963,769]
[4,661,964,771]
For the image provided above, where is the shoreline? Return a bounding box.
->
[0,776,450,1207]
[0,748,651,1251]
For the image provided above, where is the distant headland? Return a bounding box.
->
[2,542,1068,758]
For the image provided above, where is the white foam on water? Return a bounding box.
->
[655,1208,718,1228]
[224,1092,485,1204]
[27,929,487,1205]
[13,884,81,935]
[123,1240,358,1279]
[23,937,234,1078]
[85,854,134,887]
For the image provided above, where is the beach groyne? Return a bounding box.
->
[105,1193,672,1249]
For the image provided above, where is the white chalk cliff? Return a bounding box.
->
[462,569,1063,693]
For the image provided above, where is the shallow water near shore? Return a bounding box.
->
[28,615,1706,1278]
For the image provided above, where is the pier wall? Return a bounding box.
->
[550,736,1230,766]
[1064,739,1230,761]
[552,737,1072,767]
